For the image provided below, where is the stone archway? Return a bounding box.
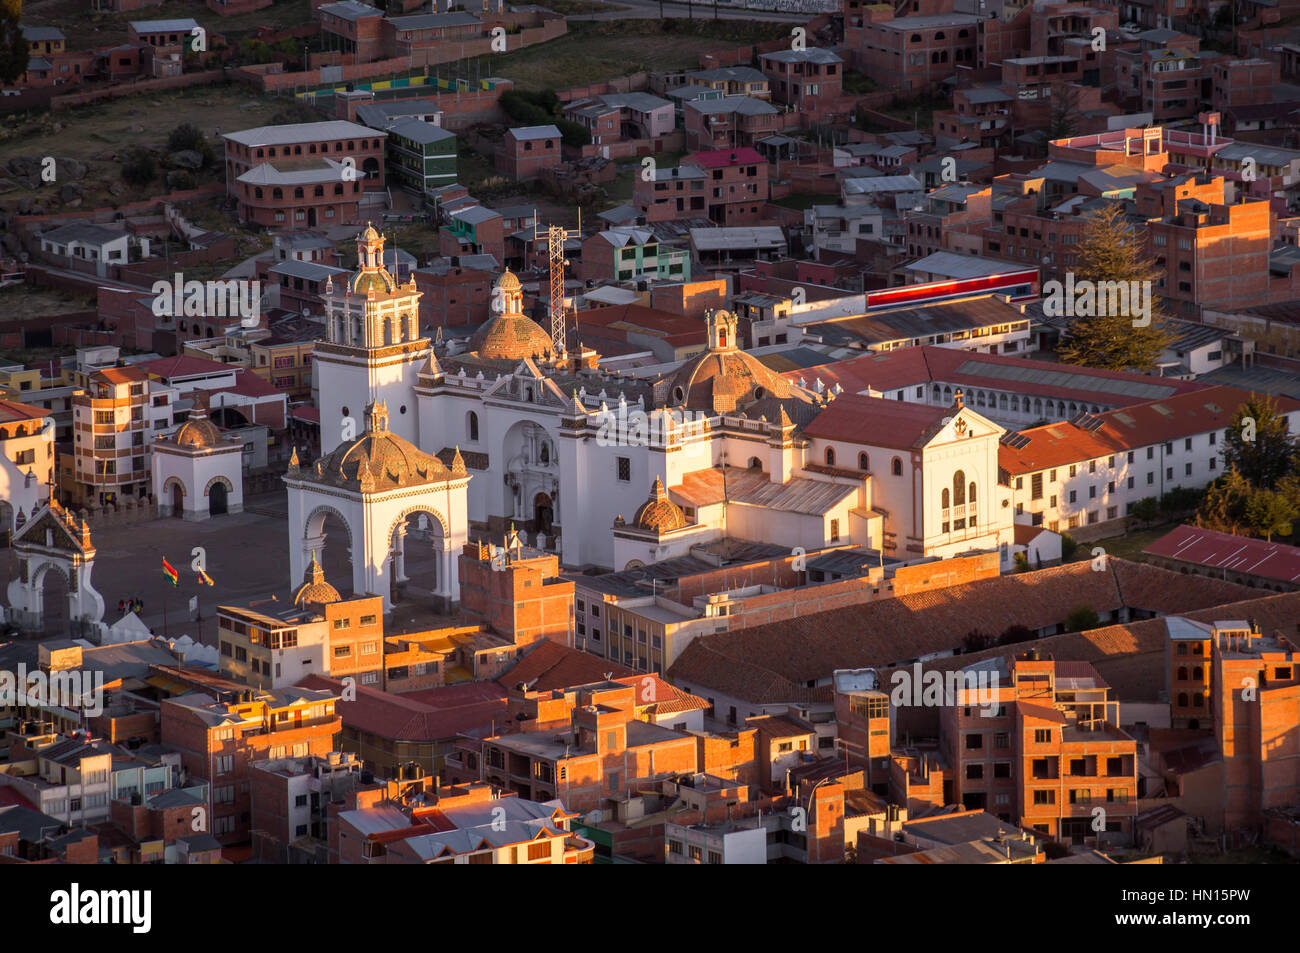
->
[161,476,187,519]
[533,493,554,536]
[205,476,234,518]
[33,561,71,636]
[501,419,560,532]
[386,505,452,613]
[5,503,106,637]
[301,504,355,598]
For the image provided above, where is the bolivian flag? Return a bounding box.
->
[162,558,179,587]
[197,569,214,587]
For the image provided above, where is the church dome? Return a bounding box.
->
[653,308,799,414]
[633,477,688,533]
[294,552,340,608]
[173,415,224,448]
[360,224,381,242]
[306,401,454,493]
[470,314,553,361]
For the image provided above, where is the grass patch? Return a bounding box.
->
[465,19,790,93]
[842,70,880,95]
[771,192,823,211]
[0,285,98,319]
[1061,522,1178,564]
[0,84,293,211]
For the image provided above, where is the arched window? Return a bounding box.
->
[935,30,945,39]
[942,488,950,508]
[892,457,902,476]
[1192,666,1203,680]
[825,447,836,466]
[858,452,869,471]
[314,185,324,197]
[932,384,941,400]
[748,457,761,469]
[468,411,479,441]
[1193,692,1204,708]
[999,394,1008,409]
[382,317,393,345]
[272,188,283,200]
[1177,667,1188,680]
[969,482,977,503]
[294,187,305,199]
[352,317,362,342]
[540,443,550,465]
[255,187,264,199]
[953,470,966,506]
[1177,692,1188,707]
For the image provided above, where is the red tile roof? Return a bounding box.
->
[800,392,953,450]
[497,640,634,694]
[0,399,50,424]
[1143,524,1300,585]
[667,560,1258,697]
[1000,385,1300,475]
[96,366,149,384]
[297,674,507,741]
[140,355,235,379]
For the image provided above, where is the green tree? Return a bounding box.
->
[121,148,157,188]
[167,122,214,168]
[1194,466,1252,535]
[1131,496,1160,526]
[1047,83,1081,142]
[1060,533,1078,561]
[1222,395,1299,487]
[1055,203,1172,371]
[999,624,1035,645]
[1065,606,1101,632]
[1244,490,1297,542]
[0,0,25,88]
[1013,552,1031,573]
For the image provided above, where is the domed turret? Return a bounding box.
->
[293,552,340,609]
[632,476,688,534]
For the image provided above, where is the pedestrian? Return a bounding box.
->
[118,599,125,615]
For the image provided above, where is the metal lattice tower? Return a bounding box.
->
[547,223,568,355]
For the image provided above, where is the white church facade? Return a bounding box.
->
[296,228,1017,593]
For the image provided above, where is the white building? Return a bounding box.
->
[151,394,244,520]
[312,229,1017,579]
[1001,385,1300,535]
[0,399,54,534]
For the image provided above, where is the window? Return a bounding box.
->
[617,457,630,482]
[1033,729,1051,743]
[859,452,869,471]
[965,733,983,750]
[892,457,902,476]
[829,519,840,542]
[1030,473,1043,500]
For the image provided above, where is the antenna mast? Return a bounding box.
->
[533,207,573,356]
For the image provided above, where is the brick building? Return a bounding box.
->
[496,125,562,181]
[223,120,386,229]
[939,654,1139,845]
[853,14,982,91]
[684,147,771,227]
[160,682,342,844]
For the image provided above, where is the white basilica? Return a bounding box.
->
[292,227,1018,601]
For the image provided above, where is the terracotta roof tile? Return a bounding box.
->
[665,561,1262,699]
[498,640,635,693]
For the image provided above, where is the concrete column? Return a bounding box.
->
[393,525,408,583]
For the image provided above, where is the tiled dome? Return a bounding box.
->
[306,401,454,493]
[294,552,340,608]
[633,477,688,533]
[173,415,224,448]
